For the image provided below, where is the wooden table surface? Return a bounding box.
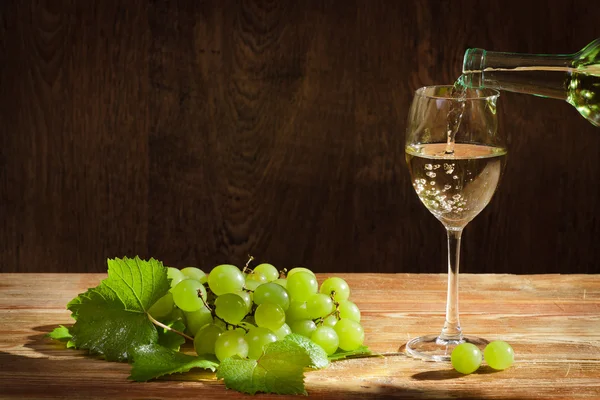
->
[1,273,599,399]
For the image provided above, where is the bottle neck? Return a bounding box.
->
[462,48,576,100]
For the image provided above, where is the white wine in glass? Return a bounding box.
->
[404,86,507,361]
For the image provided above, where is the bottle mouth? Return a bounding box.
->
[462,48,485,73]
[462,48,486,87]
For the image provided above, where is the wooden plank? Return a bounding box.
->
[1,273,599,399]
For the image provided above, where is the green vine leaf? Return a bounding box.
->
[129,344,218,382]
[67,256,170,361]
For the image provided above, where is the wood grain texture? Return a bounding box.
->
[1,0,599,273]
[1,273,599,399]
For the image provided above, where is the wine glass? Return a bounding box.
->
[404,85,506,361]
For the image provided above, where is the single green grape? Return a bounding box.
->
[334,319,364,351]
[311,326,339,355]
[167,267,186,288]
[181,267,207,284]
[245,327,278,359]
[306,293,335,319]
[484,341,514,370]
[254,303,286,331]
[287,267,315,278]
[338,300,361,322]
[286,271,318,302]
[253,263,279,282]
[290,319,317,338]
[285,301,310,323]
[322,314,338,327]
[208,264,245,295]
[214,330,249,361]
[273,323,292,340]
[148,292,175,319]
[171,279,207,312]
[215,293,248,325]
[451,343,482,374]
[319,277,350,302]
[253,282,290,310]
[194,323,223,356]
[273,278,287,288]
[184,306,213,336]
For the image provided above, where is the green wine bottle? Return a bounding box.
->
[460,38,600,127]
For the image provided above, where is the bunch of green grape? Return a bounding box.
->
[148,262,365,361]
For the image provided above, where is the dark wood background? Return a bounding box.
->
[1,0,599,274]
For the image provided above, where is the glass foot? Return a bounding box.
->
[405,334,488,362]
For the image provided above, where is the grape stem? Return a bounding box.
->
[314,294,341,326]
[199,292,213,312]
[243,255,255,274]
[147,313,194,342]
[213,314,250,333]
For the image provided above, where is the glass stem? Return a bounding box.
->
[440,228,464,342]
